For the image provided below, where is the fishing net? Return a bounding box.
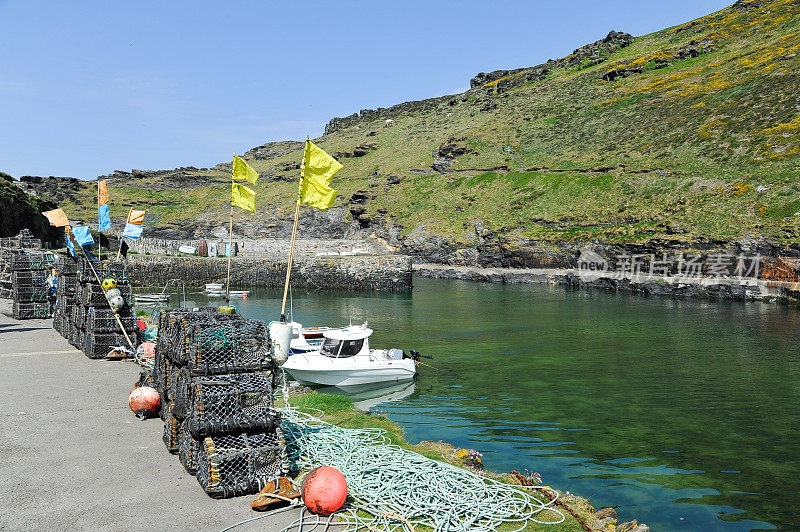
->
[85,307,138,334]
[77,258,126,284]
[163,402,180,453]
[12,300,52,319]
[184,319,274,375]
[185,372,279,439]
[178,420,201,475]
[195,429,288,499]
[83,332,137,359]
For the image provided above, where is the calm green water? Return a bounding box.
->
[146,277,800,530]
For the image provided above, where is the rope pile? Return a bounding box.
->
[225,401,565,531]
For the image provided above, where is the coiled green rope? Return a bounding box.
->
[221,404,565,531]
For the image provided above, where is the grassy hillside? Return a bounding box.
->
[13,0,800,254]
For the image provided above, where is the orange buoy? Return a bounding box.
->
[301,466,347,515]
[129,386,161,419]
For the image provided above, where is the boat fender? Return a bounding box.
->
[106,288,121,299]
[109,295,125,311]
[269,321,293,364]
[129,386,161,420]
[302,466,347,515]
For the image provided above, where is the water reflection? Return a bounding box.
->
[310,380,416,411]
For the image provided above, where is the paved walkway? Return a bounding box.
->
[0,300,302,531]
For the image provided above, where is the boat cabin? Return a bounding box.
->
[320,326,372,358]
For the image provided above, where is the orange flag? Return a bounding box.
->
[42,208,71,227]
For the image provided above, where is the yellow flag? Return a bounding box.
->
[232,182,256,213]
[233,155,259,184]
[42,208,71,227]
[299,177,338,211]
[302,140,342,186]
[298,139,341,210]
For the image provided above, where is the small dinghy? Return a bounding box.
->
[281,324,419,386]
[135,294,171,303]
[288,322,325,355]
[178,245,196,255]
[228,290,250,299]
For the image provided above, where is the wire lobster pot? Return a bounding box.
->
[195,429,288,499]
[184,372,279,439]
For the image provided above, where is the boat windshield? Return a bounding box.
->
[320,338,364,358]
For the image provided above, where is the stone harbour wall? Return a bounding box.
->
[124,254,412,291]
[414,264,800,304]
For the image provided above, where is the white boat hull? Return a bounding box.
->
[282,354,416,386]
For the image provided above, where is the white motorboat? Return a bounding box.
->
[205,283,223,291]
[228,290,250,298]
[281,324,418,386]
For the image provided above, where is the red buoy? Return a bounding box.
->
[301,466,348,515]
[129,386,161,419]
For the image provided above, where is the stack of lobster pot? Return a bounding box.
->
[52,255,78,337]
[0,230,43,300]
[0,248,17,299]
[10,250,56,320]
[71,257,139,358]
[153,308,287,498]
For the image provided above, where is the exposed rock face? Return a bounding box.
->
[1,174,62,245]
[470,30,633,90]
[244,140,303,160]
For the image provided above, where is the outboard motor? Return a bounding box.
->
[408,350,433,362]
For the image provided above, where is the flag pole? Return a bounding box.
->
[225,199,234,305]
[117,206,133,261]
[280,200,301,322]
[280,138,307,322]
[97,180,102,262]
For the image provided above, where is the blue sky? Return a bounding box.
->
[0,0,732,179]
